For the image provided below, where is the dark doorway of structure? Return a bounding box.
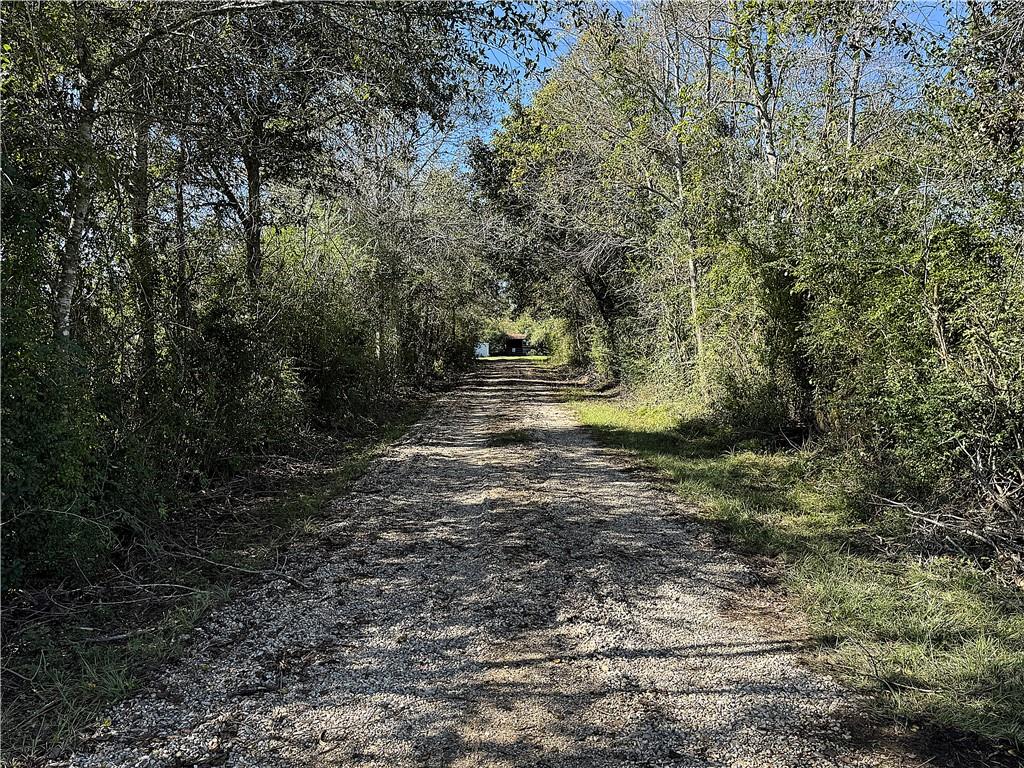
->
[505,333,527,355]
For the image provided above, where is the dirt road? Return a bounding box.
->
[62,361,911,767]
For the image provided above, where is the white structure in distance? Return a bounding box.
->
[474,342,490,358]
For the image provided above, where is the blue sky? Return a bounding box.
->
[453,0,959,165]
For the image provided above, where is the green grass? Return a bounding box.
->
[571,394,1024,753]
[2,403,426,762]
[10,586,230,751]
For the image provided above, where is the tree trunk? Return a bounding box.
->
[174,142,192,331]
[756,94,780,177]
[705,16,713,106]
[750,39,780,177]
[55,98,96,341]
[130,107,157,387]
[242,149,263,285]
[823,33,843,142]
[686,251,702,359]
[672,161,705,392]
[663,25,707,391]
[846,34,864,149]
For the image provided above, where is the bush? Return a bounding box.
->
[2,299,111,584]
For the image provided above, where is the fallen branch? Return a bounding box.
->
[173,550,310,590]
[82,630,149,644]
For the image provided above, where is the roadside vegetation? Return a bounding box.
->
[472,2,1023,580]
[571,391,1023,753]
[4,0,1022,762]
[2,2,551,759]
[3,403,425,757]
[470,2,1023,753]
[3,1,552,591]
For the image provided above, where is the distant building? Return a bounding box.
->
[476,334,528,357]
[505,333,527,355]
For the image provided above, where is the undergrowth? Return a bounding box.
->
[569,391,1024,757]
[1,402,426,762]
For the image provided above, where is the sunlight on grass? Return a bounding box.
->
[571,394,1024,749]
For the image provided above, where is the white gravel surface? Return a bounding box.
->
[57,361,916,767]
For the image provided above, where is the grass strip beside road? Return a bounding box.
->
[569,390,1024,756]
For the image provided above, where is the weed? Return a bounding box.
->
[571,394,1024,751]
[2,403,426,761]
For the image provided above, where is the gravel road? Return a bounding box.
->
[59,360,915,768]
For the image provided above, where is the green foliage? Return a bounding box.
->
[1,307,110,583]
[1,2,547,591]
[476,1,1023,569]
[572,392,1024,749]
[525,315,575,365]
[698,240,791,429]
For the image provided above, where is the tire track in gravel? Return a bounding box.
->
[60,360,918,768]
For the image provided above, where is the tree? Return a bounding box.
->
[1,0,554,588]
